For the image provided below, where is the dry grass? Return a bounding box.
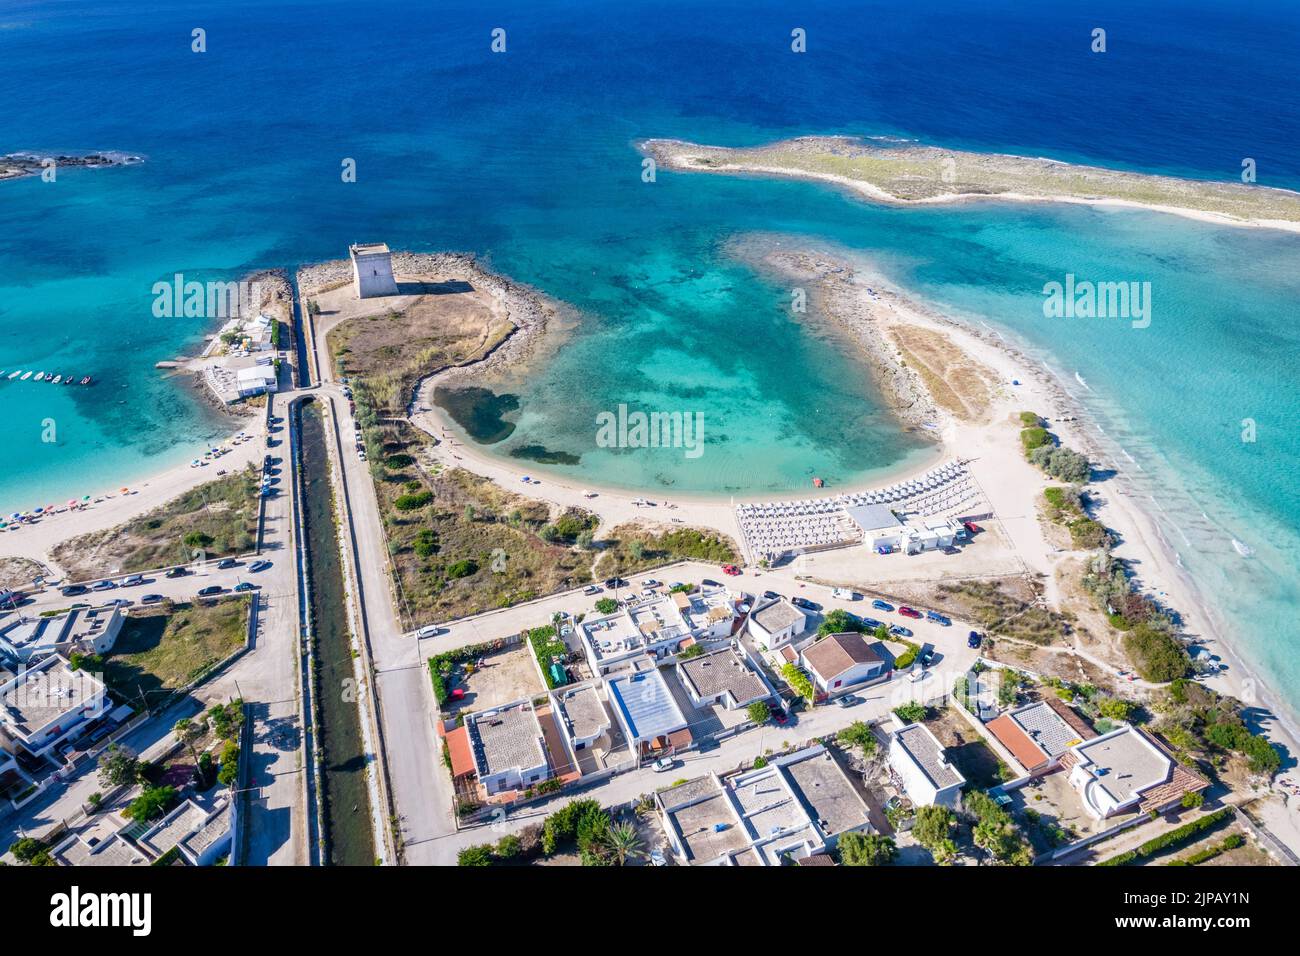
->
[888,324,996,422]
[52,469,261,579]
[591,523,739,579]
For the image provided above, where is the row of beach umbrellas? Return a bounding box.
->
[1,490,129,528]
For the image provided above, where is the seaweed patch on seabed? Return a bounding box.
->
[432,385,520,444]
[508,444,582,466]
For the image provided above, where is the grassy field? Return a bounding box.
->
[101,598,249,705]
[328,281,514,418]
[370,423,597,626]
[935,579,1072,646]
[591,524,739,579]
[52,469,260,579]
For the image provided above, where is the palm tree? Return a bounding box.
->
[173,717,207,766]
[602,822,645,866]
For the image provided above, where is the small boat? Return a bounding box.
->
[64,374,74,384]
[20,371,33,380]
[7,370,20,379]
[33,371,45,381]
[52,375,61,384]
[80,376,92,385]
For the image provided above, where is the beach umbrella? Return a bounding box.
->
[10,512,21,520]
[82,495,90,501]
[32,507,43,514]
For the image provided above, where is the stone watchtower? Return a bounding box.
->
[349,242,399,298]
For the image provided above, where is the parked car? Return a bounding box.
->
[771,707,789,725]
[652,757,676,773]
[121,575,145,587]
[967,630,983,648]
[963,520,981,534]
[860,617,885,631]
[871,599,895,612]
[582,584,602,595]
[721,564,741,576]
[942,545,961,555]
[790,596,821,611]
[165,567,190,578]
[217,558,240,570]
[889,625,913,638]
[701,578,721,588]
[603,577,629,589]
[762,590,780,600]
[92,580,117,591]
[925,610,952,626]
[106,598,133,608]
[835,694,863,708]
[909,668,930,683]
[642,579,661,588]
[832,587,859,600]
[234,582,258,592]
[141,594,164,605]
[198,585,223,597]
[61,584,89,596]
[898,605,922,619]
[249,560,272,573]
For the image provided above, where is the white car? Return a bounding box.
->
[832,587,859,601]
[908,668,930,683]
[416,624,443,638]
[652,757,676,773]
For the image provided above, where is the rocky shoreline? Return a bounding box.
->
[1,151,142,182]
[298,251,556,385]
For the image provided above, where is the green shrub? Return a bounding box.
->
[837,721,877,756]
[746,701,771,725]
[394,490,434,511]
[1020,427,1051,453]
[780,662,816,702]
[893,700,927,723]
[457,844,494,866]
[1181,791,1205,809]
[1098,808,1231,865]
[839,832,897,866]
[1122,622,1189,682]
[446,558,478,578]
[594,597,619,615]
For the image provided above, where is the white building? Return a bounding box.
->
[746,596,807,651]
[349,242,399,298]
[235,362,278,398]
[889,723,965,809]
[580,586,738,675]
[0,604,123,664]
[1062,724,1208,820]
[605,665,691,759]
[676,648,774,711]
[464,699,550,796]
[799,631,889,696]
[0,656,110,758]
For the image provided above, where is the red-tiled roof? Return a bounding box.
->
[444,725,476,778]
[987,713,1050,771]
[802,632,882,682]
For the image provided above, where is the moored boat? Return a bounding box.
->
[52,374,61,384]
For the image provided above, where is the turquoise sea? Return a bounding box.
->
[1,0,1298,718]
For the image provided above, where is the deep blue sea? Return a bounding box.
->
[2,0,1298,716]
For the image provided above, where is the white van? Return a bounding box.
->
[832,587,859,601]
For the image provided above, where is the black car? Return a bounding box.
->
[860,617,885,630]
[61,584,89,596]
[165,567,189,578]
[701,578,721,588]
[790,596,821,611]
[603,577,629,589]
[141,594,164,605]
[217,558,240,570]
[967,630,983,648]
[762,590,780,600]
[198,585,223,596]
[942,545,961,555]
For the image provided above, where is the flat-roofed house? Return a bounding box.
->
[553,682,612,750]
[0,655,109,758]
[465,699,551,796]
[52,831,148,867]
[655,744,871,866]
[799,632,888,696]
[987,696,1096,774]
[676,648,774,711]
[889,723,965,809]
[0,604,123,664]
[1062,724,1208,819]
[746,597,807,651]
[605,665,691,759]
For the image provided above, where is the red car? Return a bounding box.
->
[962,520,980,534]
[721,564,741,576]
[899,605,923,619]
